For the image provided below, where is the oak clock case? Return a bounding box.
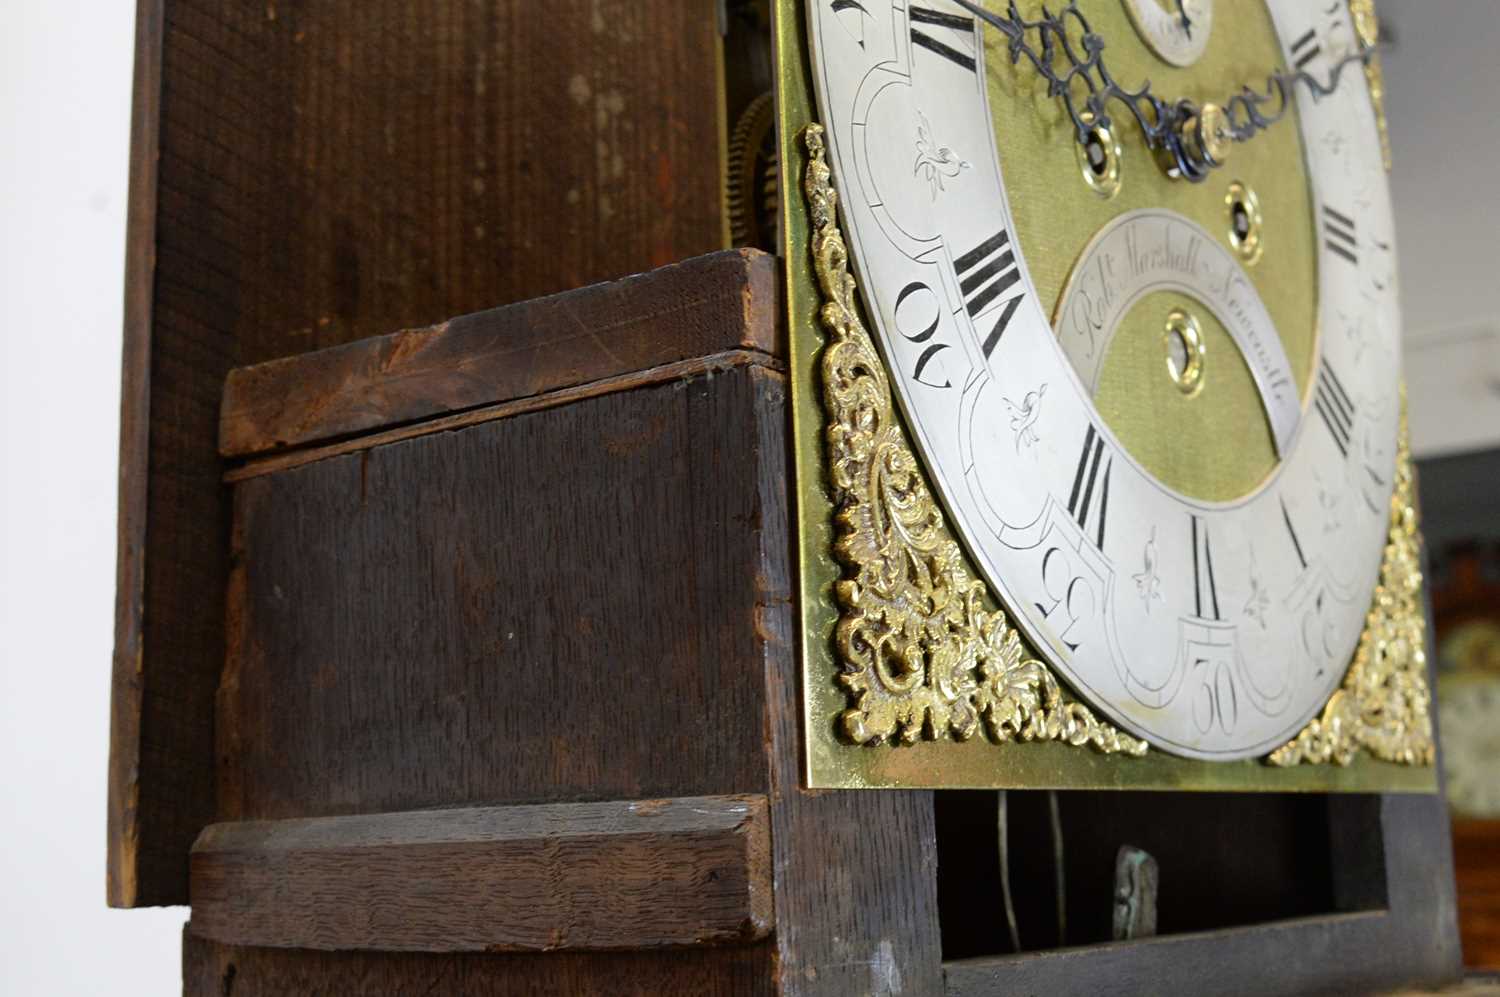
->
[777,0,1435,789]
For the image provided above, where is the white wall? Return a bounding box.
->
[0,2,1494,994]
[1383,0,1500,456]
[0,2,186,994]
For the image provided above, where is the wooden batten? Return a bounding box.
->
[189,796,772,952]
[220,250,782,460]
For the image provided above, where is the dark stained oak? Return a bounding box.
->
[216,353,948,995]
[220,250,781,458]
[1453,820,1500,969]
[220,364,783,824]
[183,930,778,997]
[742,371,946,997]
[111,0,728,907]
[189,796,772,953]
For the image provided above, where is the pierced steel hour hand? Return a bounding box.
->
[945,0,1375,182]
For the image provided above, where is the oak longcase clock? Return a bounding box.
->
[775,0,1436,790]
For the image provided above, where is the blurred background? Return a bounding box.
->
[0,1,1497,992]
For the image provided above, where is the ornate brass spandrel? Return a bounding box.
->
[803,123,1148,758]
[1350,0,1393,171]
[1269,413,1435,767]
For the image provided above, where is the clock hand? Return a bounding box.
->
[1175,0,1192,40]
[946,0,1375,182]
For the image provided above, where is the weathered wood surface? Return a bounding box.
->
[109,0,217,912]
[1454,820,1500,969]
[741,371,946,997]
[112,0,726,907]
[222,349,782,483]
[220,357,947,994]
[189,796,771,952]
[183,930,777,997]
[220,365,783,822]
[221,250,780,458]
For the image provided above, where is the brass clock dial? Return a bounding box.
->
[804,0,1400,760]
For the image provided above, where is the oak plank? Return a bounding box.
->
[220,249,781,458]
[183,930,776,997]
[189,796,771,953]
[112,0,726,906]
[220,367,781,823]
[743,368,947,996]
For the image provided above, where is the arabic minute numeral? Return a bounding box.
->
[952,228,1027,359]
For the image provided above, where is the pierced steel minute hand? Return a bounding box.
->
[945,0,1374,182]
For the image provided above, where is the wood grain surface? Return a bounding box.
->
[743,372,946,997]
[112,0,726,907]
[221,250,780,458]
[220,365,783,823]
[189,796,771,952]
[183,930,777,997]
[1454,820,1500,969]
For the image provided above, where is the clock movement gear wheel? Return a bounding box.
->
[727,91,781,251]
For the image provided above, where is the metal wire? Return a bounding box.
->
[997,791,1022,952]
[1048,790,1067,947]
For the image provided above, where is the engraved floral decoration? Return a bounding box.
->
[1269,415,1434,767]
[803,124,1147,756]
[914,111,971,199]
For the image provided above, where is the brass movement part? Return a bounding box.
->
[727,91,780,250]
[1184,101,1231,170]
[1226,179,1264,265]
[991,0,1317,505]
[1163,308,1206,396]
[801,123,1147,757]
[1349,0,1393,171]
[1076,113,1124,198]
[1269,409,1436,767]
[776,0,1433,791]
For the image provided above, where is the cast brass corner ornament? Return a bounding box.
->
[1269,416,1435,767]
[802,123,1148,758]
[802,122,1432,768]
[1349,0,1393,172]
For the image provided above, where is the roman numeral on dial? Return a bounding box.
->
[910,6,976,72]
[1312,362,1356,458]
[952,228,1026,359]
[1290,27,1322,70]
[1323,205,1358,266]
[1067,424,1112,550]
[1190,515,1221,621]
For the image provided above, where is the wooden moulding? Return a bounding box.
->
[220,249,781,460]
[189,795,772,953]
